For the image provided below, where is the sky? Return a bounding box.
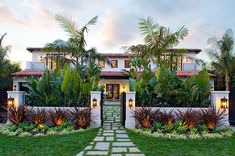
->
[0,0,235,69]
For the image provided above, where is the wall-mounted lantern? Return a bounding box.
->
[122,86,126,92]
[8,96,15,107]
[92,98,97,108]
[220,96,228,109]
[129,98,133,109]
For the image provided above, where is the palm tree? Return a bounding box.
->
[0,33,20,91]
[209,29,234,91]
[126,17,188,69]
[44,15,103,70]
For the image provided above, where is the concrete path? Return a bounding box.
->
[77,104,144,156]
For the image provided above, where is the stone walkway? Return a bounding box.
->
[77,103,144,156]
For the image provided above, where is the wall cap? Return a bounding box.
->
[126,92,136,94]
[90,91,101,94]
[211,91,230,94]
[7,91,25,94]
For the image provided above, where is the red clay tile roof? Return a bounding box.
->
[13,70,216,78]
[27,47,201,55]
[12,70,43,77]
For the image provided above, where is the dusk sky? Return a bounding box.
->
[1,0,235,68]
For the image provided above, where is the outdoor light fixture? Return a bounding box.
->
[129,98,133,109]
[220,96,228,109]
[92,98,97,108]
[8,96,15,107]
[122,86,126,92]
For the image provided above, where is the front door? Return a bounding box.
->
[106,84,120,99]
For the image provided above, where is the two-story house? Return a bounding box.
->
[12,48,215,100]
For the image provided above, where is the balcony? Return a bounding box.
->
[26,62,45,70]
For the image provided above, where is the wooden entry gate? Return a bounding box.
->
[229,90,235,125]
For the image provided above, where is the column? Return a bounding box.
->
[90,91,102,128]
[125,92,136,128]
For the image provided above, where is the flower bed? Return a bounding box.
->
[0,105,92,137]
[132,107,232,139]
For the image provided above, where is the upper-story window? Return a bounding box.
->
[98,59,105,68]
[111,60,118,68]
[46,54,64,70]
[185,56,191,63]
[124,60,130,68]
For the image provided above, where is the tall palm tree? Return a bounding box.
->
[209,29,234,91]
[44,15,102,70]
[126,17,188,69]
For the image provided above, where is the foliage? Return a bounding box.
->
[8,105,28,126]
[208,29,234,91]
[158,110,175,126]
[48,108,68,126]
[132,107,160,128]
[27,109,47,126]
[134,66,211,107]
[174,120,187,134]
[176,109,199,129]
[70,108,92,129]
[0,33,21,91]
[199,108,227,129]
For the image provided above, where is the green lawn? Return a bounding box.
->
[0,128,98,156]
[127,129,235,156]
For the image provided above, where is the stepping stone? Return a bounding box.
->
[112,142,134,147]
[104,130,114,133]
[106,136,114,141]
[94,136,104,141]
[103,133,114,136]
[95,142,110,150]
[112,147,127,153]
[76,151,84,156]
[129,147,141,153]
[125,154,145,156]
[116,134,128,138]
[116,130,126,133]
[111,154,122,156]
[86,151,108,155]
[85,145,93,150]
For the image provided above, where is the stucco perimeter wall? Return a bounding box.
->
[135,107,229,128]
[28,107,88,111]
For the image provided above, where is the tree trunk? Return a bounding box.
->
[225,71,230,91]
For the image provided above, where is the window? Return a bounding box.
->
[177,56,182,71]
[111,60,118,68]
[185,56,191,63]
[98,60,105,68]
[124,60,130,68]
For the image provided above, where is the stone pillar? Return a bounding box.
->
[90,91,102,128]
[7,91,25,107]
[125,92,136,128]
[211,91,230,127]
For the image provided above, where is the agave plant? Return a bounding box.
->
[158,110,175,126]
[199,108,227,129]
[48,108,68,126]
[176,109,199,129]
[132,107,160,128]
[70,108,92,129]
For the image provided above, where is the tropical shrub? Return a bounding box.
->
[48,108,68,126]
[8,105,29,126]
[70,108,91,129]
[176,109,199,129]
[132,107,160,128]
[158,110,175,126]
[199,108,227,129]
[27,109,47,126]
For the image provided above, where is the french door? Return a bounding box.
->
[106,84,120,99]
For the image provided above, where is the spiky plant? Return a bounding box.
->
[158,110,175,126]
[132,107,160,128]
[176,109,199,129]
[69,108,92,129]
[8,105,28,126]
[48,108,68,126]
[27,109,47,126]
[199,108,227,129]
